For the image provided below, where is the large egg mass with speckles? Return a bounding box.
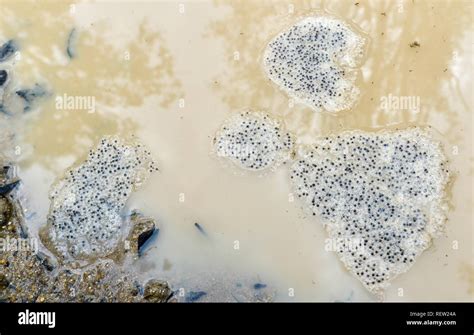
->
[213,111,294,172]
[263,16,367,113]
[46,136,157,262]
[290,128,449,294]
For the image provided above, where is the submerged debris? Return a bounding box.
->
[0,40,18,63]
[253,283,267,290]
[66,28,78,59]
[213,111,294,172]
[194,222,207,235]
[0,50,49,115]
[16,84,48,112]
[171,270,276,302]
[290,128,450,295]
[42,136,157,263]
[263,16,367,113]
[0,70,8,87]
[1,80,48,115]
[185,291,207,302]
[0,179,20,196]
[126,211,157,257]
[35,251,56,272]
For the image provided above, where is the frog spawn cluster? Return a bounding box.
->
[290,129,449,294]
[263,16,366,113]
[46,136,157,262]
[213,111,294,171]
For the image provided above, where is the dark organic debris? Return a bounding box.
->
[0,70,7,86]
[0,104,8,116]
[137,228,156,255]
[194,222,207,235]
[0,180,20,196]
[128,211,157,256]
[35,251,56,272]
[410,41,421,48]
[0,40,18,62]
[253,283,267,290]
[185,291,207,302]
[66,28,78,59]
[174,273,276,302]
[16,84,48,112]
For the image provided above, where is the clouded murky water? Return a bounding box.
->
[0,0,472,301]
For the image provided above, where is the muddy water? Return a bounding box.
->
[0,0,472,301]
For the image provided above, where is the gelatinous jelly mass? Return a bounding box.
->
[213,111,294,172]
[290,129,449,294]
[45,136,157,262]
[263,16,367,113]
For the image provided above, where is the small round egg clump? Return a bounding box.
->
[46,136,157,262]
[213,111,294,172]
[290,129,449,294]
[263,16,367,113]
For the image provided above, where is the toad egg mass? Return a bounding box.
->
[45,136,157,262]
[213,111,294,172]
[290,129,449,294]
[263,16,367,113]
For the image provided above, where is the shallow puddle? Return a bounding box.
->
[0,0,472,301]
